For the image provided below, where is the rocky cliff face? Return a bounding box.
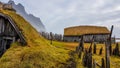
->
[8,0,45,32]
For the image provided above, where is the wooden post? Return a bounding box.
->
[78,47,82,59]
[50,32,53,44]
[105,38,110,68]
[105,25,113,68]
[99,47,103,55]
[88,53,92,68]
[79,35,84,51]
[109,44,112,56]
[93,43,96,54]
[113,43,119,56]
[116,43,119,56]
[89,44,92,53]
[93,59,96,68]
[101,58,105,68]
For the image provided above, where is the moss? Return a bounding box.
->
[64,25,110,36]
[0,9,70,68]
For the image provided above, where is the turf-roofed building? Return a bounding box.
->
[64,26,110,43]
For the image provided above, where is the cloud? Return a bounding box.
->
[1,0,120,38]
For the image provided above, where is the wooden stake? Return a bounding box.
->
[105,25,113,68]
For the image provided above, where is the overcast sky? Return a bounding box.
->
[1,0,120,38]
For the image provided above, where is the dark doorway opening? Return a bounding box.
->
[6,40,12,49]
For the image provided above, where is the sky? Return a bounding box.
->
[1,0,120,38]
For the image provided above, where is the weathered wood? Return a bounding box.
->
[79,35,84,51]
[109,45,112,56]
[0,13,27,56]
[0,39,7,56]
[99,47,103,55]
[82,49,92,68]
[89,44,92,53]
[82,49,88,67]
[64,34,109,43]
[76,46,79,53]
[93,59,102,68]
[93,43,96,54]
[96,63,101,68]
[105,41,110,68]
[113,43,119,56]
[78,47,82,59]
[109,25,114,40]
[0,18,5,33]
[101,58,105,68]
[105,25,113,68]
[93,59,96,68]
[5,14,27,44]
[88,53,92,68]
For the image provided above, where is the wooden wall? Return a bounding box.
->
[0,16,18,56]
[64,34,109,43]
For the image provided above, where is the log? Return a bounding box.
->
[105,25,113,68]
[101,58,105,68]
[93,59,96,68]
[79,35,84,51]
[99,47,103,55]
[93,43,96,54]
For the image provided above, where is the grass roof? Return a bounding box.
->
[0,10,70,68]
[64,25,110,36]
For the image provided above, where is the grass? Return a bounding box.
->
[0,9,120,68]
[52,41,79,50]
[0,9,70,68]
[64,26,110,36]
[62,42,120,68]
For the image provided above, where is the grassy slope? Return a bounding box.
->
[50,41,120,68]
[64,42,120,68]
[0,10,70,68]
[0,9,120,68]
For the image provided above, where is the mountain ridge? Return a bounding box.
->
[8,0,46,32]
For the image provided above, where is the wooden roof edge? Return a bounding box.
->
[64,25,110,35]
[64,33,110,37]
[0,13,27,45]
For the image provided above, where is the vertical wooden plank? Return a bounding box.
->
[0,17,2,33]
[105,42,110,68]
[79,35,84,51]
[93,43,96,54]
[3,40,7,52]
[0,18,4,34]
[93,59,96,68]
[99,47,103,55]
[101,58,105,68]
[0,39,4,56]
[12,37,15,42]
[1,18,5,33]
[0,17,3,56]
[105,25,113,68]
[109,25,114,40]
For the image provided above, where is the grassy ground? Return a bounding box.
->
[0,10,71,68]
[46,40,120,68]
[60,42,120,68]
[0,9,120,68]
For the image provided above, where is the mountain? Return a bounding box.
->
[8,0,46,32]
